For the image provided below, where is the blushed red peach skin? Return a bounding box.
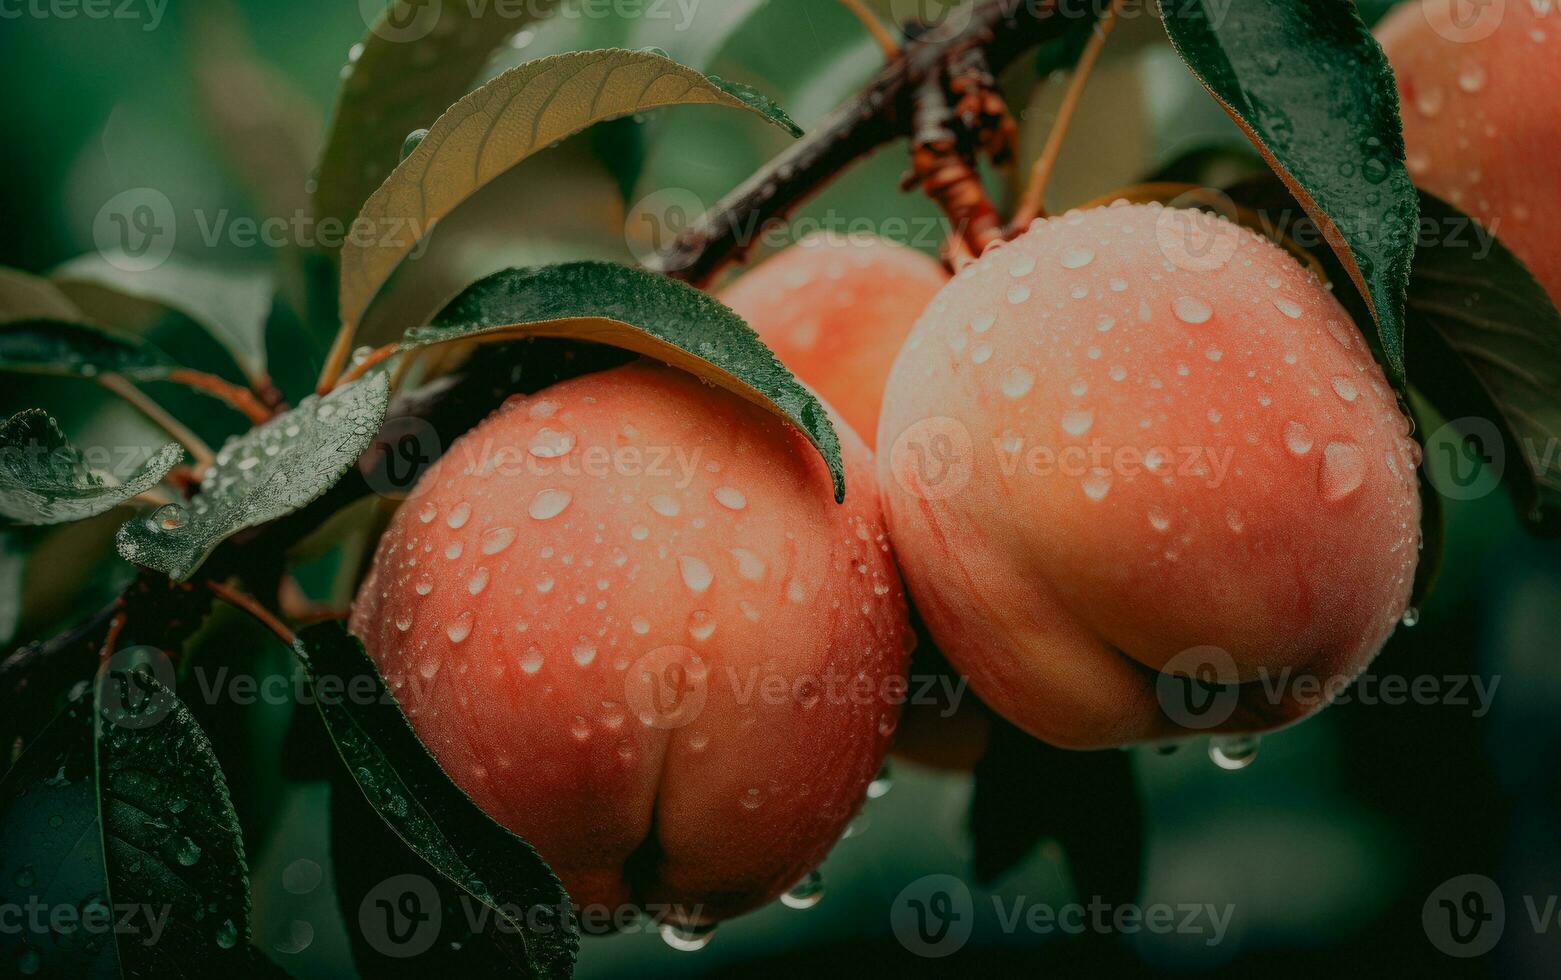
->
[1378,0,1561,302]
[721,232,949,449]
[877,203,1421,748]
[350,362,910,926]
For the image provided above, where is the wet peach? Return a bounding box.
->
[720,233,948,448]
[350,361,909,925]
[877,203,1421,748]
[1378,0,1561,300]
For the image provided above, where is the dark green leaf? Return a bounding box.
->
[1407,193,1561,535]
[409,261,847,501]
[0,530,26,644]
[1161,0,1418,382]
[314,0,565,249]
[115,372,390,579]
[293,622,577,978]
[0,410,182,526]
[338,48,801,330]
[0,655,252,976]
[0,319,177,382]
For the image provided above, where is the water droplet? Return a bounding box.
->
[1060,409,1094,436]
[649,494,681,517]
[1001,366,1034,399]
[447,612,473,644]
[1458,61,1486,93]
[1209,735,1260,770]
[467,567,489,595]
[1174,296,1213,324]
[152,503,188,531]
[481,526,517,555]
[714,486,746,510]
[1060,245,1095,269]
[418,502,437,524]
[1414,85,1444,118]
[1008,254,1036,277]
[1284,421,1314,456]
[730,548,765,581]
[1273,297,1304,319]
[781,870,825,910]
[446,502,471,528]
[444,540,463,560]
[572,641,597,666]
[679,555,713,593]
[1330,376,1359,402]
[687,610,717,641]
[1320,441,1367,502]
[971,312,996,333]
[529,427,575,458]
[660,921,717,952]
[529,489,572,520]
[520,646,544,673]
[1007,284,1031,304]
[1401,607,1420,628]
[1082,468,1112,501]
[1148,507,1171,532]
[176,837,203,866]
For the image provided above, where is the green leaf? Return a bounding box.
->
[338,48,801,331]
[0,656,252,975]
[1161,0,1418,382]
[0,318,178,382]
[314,0,565,249]
[53,255,274,380]
[0,410,182,526]
[0,530,26,645]
[293,622,577,978]
[1407,193,1561,535]
[407,261,846,501]
[0,266,83,324]
[115,372,390,579]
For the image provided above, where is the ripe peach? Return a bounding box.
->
[877,203,1421,748]
[720,233,948,448]
[1378,0,1561,300]
[349,361,909,925]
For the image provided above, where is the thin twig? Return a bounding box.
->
[97,374,216,470]
[168,368,274,425]
[207,579,297,646]
[1009,0,1123,232]
[100,609,127,663]
[838,0,901,59]
[336,342,401,387]
[315,321,356,395]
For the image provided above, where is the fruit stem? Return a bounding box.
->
[1009,0,1123,233]
[167,368,275,425]
[335,342,402,387]
[207,579,297,647]
[838,0,901,60]
[97,374,216,471]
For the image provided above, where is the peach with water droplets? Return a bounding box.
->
[1378,0,1561,300]
[350,361,910,926]
[877,203,1421,748]
[721,232,948,448]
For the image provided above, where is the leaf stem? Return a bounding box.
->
[97,374,216,471]
[167,368,274,425]
[315,320,357,395]
[336,342,401,387]
[1009,0,1123,232]
[838,0,901,59]
[207,579,296,646]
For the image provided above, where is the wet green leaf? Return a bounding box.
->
[0,319,177,382]
[407,261,846,501]
[0,410,181,526]
[338,48,800,330]
[1162,0,1418,382]
[293,622,576,978]
[115,372,390,579]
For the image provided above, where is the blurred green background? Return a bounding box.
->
[1,0,1553,976]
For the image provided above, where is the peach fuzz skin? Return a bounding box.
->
[1378,0,1561,301]
[720,232,948,449]
[877,203,1421,749]
[350,361,909,927]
